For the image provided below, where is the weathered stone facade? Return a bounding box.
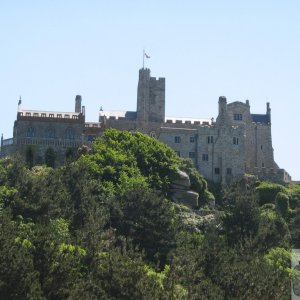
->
[0,68,291,183]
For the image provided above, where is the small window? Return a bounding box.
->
[189,152,195,158]
[233,137,239,145]
[72,115,78,119]
[207,136,213,144]
[202,154,209,161]
[25,112,31,116]
[175,151,181,157]
[261,145,263,150]
[41,113,46,117]
[190,136,195,143]
[226,168,232,175]
[49,114,54,118]
[262,163,265,167]
[175,136,181,143]
[233,114,243,121]
[33,113,39,117]
[64,114,70,118]
[57,114,62,118]
[215,168,220,175]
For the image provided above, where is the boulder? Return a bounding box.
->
[172,190,199,208]
[172,170,190,188]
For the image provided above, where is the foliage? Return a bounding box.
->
[276,191,290,218]
[79,129,180,194]
[256,182,287,205]
[45,147,56,168]
[0,131,298,299]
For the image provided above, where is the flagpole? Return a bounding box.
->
[143,48,145,69]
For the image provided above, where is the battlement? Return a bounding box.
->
[164,117,212,126]
[18,110,83,121]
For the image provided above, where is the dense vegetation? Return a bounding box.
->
[0,129,300,299]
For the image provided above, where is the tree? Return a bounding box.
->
[222,182,260,245]
[45,147,56,168]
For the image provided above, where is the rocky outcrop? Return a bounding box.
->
[169,170,199,208]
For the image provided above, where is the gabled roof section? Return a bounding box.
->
[251,114,270,124]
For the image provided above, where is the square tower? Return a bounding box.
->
[136,68,165,123]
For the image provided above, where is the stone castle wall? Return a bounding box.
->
[0,69,291,184]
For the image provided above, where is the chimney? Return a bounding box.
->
[75,95,82,113]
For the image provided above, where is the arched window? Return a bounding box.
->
[46,128,55,139]
[26,127,35,137]
[65,128,75,140]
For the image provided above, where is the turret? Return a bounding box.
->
[137,68,151,122]
[218,96,227,115]
[75,95,82,113]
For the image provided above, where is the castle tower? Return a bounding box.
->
[136,68,165,123]
[75,95,82,113]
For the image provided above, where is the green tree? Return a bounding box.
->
[45,147,56,168]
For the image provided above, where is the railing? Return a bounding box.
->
[17,137,83,148]
[2,138,14,146]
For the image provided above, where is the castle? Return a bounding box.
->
[0,68,291,184]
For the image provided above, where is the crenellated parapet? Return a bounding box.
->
[17,110,85,123]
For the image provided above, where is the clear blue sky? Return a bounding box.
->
[1,1,299,180]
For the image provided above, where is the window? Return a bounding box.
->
[41,113,46,117]
[233,114,243,121]
[175,136,181,143]
[261,145,263,150]
[226,168,232,175]
[215,168,220,175]
[262,163,265,167]
[189,152,195,158]
[26,127,35,138]
[46,128,55,139]
[202,154,209,161]
[49,114,54,118]
[207,136,213,144]
[65,129,75,140]
[175,151,181,157]
[233,137,239,145]
[190,136,195,143]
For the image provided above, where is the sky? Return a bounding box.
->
[1,1,300,180]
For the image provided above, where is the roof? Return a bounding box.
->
[251,114,270,124]
[100,110,137,119]
[165,116,212,124]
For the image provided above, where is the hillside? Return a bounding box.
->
[0,129,299,299]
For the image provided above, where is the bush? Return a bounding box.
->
[275,192,290,217]
[256,182,287,205]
